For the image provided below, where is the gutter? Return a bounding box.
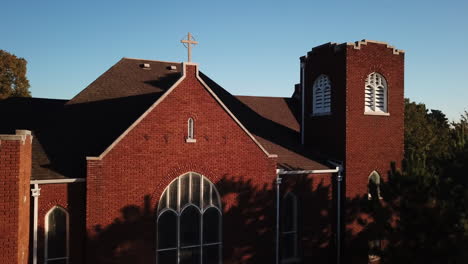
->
[275,163,343,264]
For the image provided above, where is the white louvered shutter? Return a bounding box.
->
[365,73,387,113]
[313,75,331,114]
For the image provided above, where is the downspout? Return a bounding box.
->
[275,166,342,264]
[31,184,41,264]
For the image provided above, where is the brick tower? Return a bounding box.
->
[300,40,405,263]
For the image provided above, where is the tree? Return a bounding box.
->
[0,49,31,99]
[382,100,468,263]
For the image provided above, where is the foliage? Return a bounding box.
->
[382,101,468,263]
[0,49,31,99]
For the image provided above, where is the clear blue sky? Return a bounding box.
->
[2,0,467,120]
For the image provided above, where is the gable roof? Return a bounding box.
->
[0,58,330,180]
[201,74,330,170]
[68,58,183,105]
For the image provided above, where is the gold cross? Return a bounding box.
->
[181,32,198,62]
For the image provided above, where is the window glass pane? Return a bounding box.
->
[180,174,190,207]
[47,259,67,264]
[202,179,211,209]
[203,244,221,264]
[169,179,178,210]
[191,174,201,207]
[180,206,200,247]
[158,249,177,264]
[159,189,167,210]
[180,247,201,264]
[203,208,220,243]
[157,211,177,249]
[282,233,296,259]
[282,195,295,232]
[47,208,67,259]
[211,186,220,209]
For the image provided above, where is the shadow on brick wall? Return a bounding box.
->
[85,175,334,264]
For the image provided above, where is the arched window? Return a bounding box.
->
[365,73,388,113]
[312,74,331,115]
[368,171,382,200]
[45,206,69,264]
[186,118,196,142]
[157,172,222,264]
[282,192,298,262]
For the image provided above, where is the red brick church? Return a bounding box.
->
[0,39,404,264]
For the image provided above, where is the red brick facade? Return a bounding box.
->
[0,130,32,264]
[0,40,404,264]
[85,64,277,264]
[301,41,404,263]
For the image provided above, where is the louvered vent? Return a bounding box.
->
[313,74,332,114]
[365,72,387,113]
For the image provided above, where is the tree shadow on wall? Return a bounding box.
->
[86,174,333,264]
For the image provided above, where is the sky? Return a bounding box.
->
[2,0,467,121]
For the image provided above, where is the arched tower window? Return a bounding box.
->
[312,74,331,115]
[368,171,382,200]
[186,118,196,143]
[282,192,298,262]
[45,206,69,264]
[157,172,222,264]
[365,73,388,113]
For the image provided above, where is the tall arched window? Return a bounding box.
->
[365,73,388,113]
[368,171,382,200]
[45,206,69,264]
[157,172,222,264]
[282,192,298,262]
[312,74,331,115]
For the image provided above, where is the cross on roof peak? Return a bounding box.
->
[181,32,198,62]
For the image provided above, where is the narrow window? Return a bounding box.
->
[186,118,196,143]
[312,74,331,115]
[368,171,382,200]
[282,192,298,262]
[45,206,69,264]
[157,172,222,264]
[365,73,388,113]
[368,239,382,262]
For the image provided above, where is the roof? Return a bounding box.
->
[0,58,330,180]
[68,58,182,105]
[200,74,330,170]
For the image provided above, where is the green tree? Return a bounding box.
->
[0,49,31,99]
[382,100,468,263]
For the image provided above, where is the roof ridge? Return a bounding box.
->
[235,95,290,99]
[122,57,182,64]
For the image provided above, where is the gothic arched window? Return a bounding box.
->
[186,118,196,143]
[312,74,331,115]
[282,192,298,261]
[365,73,388,113]
[368,171,382,200]
[157,172,222,264]
[45,206,69,264]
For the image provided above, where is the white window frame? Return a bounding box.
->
[281,192,299,263]
[312,74,332,116]
[364,72,389,116]
[156,172,222,264]
[45,206,69,264]
[186,118,196,143]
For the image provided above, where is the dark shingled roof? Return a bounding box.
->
[0,58,330,180]
[200,74,330,170]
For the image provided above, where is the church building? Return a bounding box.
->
[0,39,404,264]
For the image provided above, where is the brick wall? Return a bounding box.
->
[344,42,404,263]
[0,130,32,264]
[303,43,347,160]
[86,64,278,264]
[300,41,404,263]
